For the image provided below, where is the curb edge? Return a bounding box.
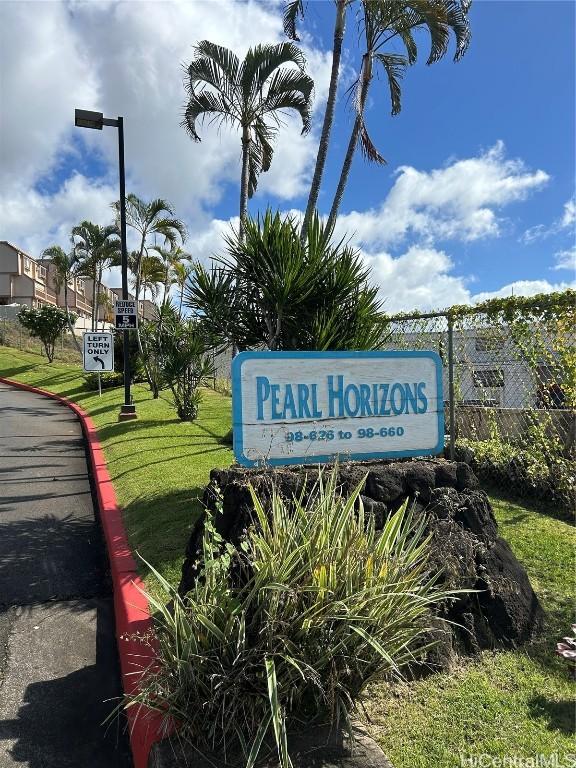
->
[0,376,162,768]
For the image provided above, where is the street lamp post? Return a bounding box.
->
[75,109,137,421]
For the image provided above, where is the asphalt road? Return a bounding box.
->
[0,381,132,767]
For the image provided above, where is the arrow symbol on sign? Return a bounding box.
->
[93,357,105,369]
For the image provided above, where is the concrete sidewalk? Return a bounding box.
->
[0,381,131,767]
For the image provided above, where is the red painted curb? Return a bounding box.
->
[0,376,163,768]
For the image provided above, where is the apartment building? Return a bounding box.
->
[0,241,58,309]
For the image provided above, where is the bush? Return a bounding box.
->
[114,330,145,382]
[124,470,455,767]
[185,211,386,352]
[83,371,124,391]
[17,305,77,362]
[143,305,214,420]
[455,438,575,513]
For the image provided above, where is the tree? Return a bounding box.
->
[286,0,349,242]
[143,303,214,421]
[130,252,164,305]
[157,246,192,309]
[72,221,121,331]
[182,40,314,238]
[41,245,81,353]
[172,260,194,319]
[18,305,77,363]
[97,290,114,330]
[116,195,186,306]
[326,0,471,230]
[185,211,385,352]
[115,194,186,393]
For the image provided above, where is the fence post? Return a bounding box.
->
[447,313,456,461]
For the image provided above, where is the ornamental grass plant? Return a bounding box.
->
[127,469,460,767]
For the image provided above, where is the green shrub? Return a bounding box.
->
[456,438,575,513]
[124,470,456,767]
[212,376,232,397]
[114,331,145,382]
[83,371,124,391]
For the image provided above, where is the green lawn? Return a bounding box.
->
[1,344,574,766]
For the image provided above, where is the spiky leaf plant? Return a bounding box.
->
[124,469,462,767]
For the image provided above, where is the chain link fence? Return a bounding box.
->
[382,291,575,510]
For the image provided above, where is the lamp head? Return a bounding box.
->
[75,109,104,130]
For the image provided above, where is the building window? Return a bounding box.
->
[37,265,46,280]
[24,257,32,273]
[475,333,506,352]
[472,369,504,388]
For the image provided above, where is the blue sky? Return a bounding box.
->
[1,0,574,311]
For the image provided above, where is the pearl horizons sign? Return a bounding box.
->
[232,351,444,467]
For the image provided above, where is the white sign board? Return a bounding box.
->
[83,332,114,372]
[114,299,137,329]
[232,351,444,467]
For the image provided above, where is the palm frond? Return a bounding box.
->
[192,40,240,84]
[374,52,406,115]
[260,67,314,133]
[283,0,305,40]
[240,42,307,105]
[182,89,234,141]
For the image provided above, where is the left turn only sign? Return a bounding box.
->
[83,332,114,372]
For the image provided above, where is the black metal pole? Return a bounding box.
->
[447,314,455,460]
[118,116,137,420]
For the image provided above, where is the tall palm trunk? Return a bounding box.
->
[327,52,373,232]
[239,126,250,241]
[300,0,347,242]
[95,265,103,331]
[162,261,170,308]
[64,281,81,353]
[133,233,157,396]
[233,126,251,358]
[91,271,98,331]
[178,284,184,320]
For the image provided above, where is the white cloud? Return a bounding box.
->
[561,196,576,228]
[363,246,470,313]
[553,246,576,272]
[521,194,576,243]
[0,174,117,258]
[334,142,549,250]
[471,279,573,304]
[0,0,332,230]
[0,2,98,189]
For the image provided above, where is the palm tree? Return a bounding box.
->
[72,222,121,331]
[97,291,114,330]
[172,260,193,319]
[157,246,193,309]
[182,40,314,238]
[133,253,164,306]
[285,0,349,242]
[114,194,187,305]
[326,0,471,231]
[42,245,81,353]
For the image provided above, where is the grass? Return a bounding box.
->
[1,344,574,765]
[361,490,576,766]
[0,345,233,590]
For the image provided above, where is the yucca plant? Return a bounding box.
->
[185,210,386,352]
[124,469,461,766]
[158,307,214,421]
